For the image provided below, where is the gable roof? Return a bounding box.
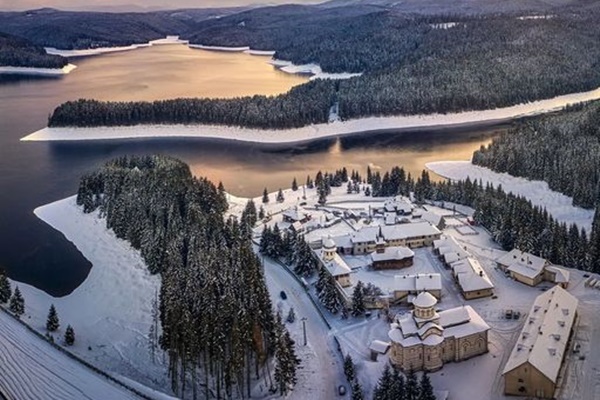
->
[451,257,494,292]
[502,286,578,383]
[497,249,547,279]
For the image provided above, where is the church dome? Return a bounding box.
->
[323,236,336,250]
[413,292,437,309]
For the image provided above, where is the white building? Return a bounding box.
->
[450,257,494,299]
[497,249,570,288]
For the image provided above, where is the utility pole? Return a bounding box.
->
[301,317,308,346]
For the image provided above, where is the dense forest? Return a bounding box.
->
[473,101,600,209]
[76,155,299,398]
[47,8,600,130]
[0,32,67,69]
[0,8,190,50]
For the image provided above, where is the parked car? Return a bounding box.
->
[338,385,347,396]
[280,291,287,300]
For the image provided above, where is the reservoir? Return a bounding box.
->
[0,43,496,296]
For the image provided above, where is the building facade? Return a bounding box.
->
[388,292,490,372]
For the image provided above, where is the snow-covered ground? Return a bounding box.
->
[427,161,594,232]
[45,36,187,58]
[0,309,141,400]
[22,85,600,143]
[11,196,176,399]
[0,63,77,77]
[269,59,363,81]
[188,44,250,52]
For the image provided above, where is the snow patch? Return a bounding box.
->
[188,44,250,52]
[45,36,187,58]
[0,63,77,77]
[270,59,363,81]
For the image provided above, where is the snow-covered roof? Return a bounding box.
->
[369,340,390,354]
[385,213,397,225]
[323,235,336,249]
[331,234,353,249]
[420,211,443,227]
[383,197,414,213]
[546,266,570,283]
[451,257,494,292]
[393,273,442,292]
[413,292,438,309]
[388,305,489,346]
[502,286,578,383]
[350,226,379,244]
[497,249,547,279]
[282,206,308,222]
[370,246,415,263]
[322,253,352,277]
[381,222,441,241]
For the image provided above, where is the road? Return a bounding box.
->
[261,255,345,400]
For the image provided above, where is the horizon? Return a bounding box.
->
[0,0,325,12]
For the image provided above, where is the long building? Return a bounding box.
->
[496,249,570,288]
[502,286,578,399]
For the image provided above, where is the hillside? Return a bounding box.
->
[0,309,140,400]
[0,32,67,68]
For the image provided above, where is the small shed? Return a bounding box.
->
[369,340,390,361]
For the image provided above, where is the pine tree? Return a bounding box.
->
[318,275,342,313]
[258,205,265,220]
[418,373,436,400]
[277,188,285,203]
[292,177,298,191]
[373,364,393,400]
[344,354,356,382]
[64,325,75,346]
[0,269,11,304]
[389,368,405,399]
[274,316,300,395]
[148,289,159,363]
[351,281,366,317]
[46,304,60,332]
[9,286,24,318]
[405,369,420,400]
[351,379,364,400]
[262,187,270,203]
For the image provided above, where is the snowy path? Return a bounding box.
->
[261,255,345,399]
[427,161,594,232]
[0,309,140,400]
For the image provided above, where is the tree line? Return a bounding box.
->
[473,101,600,209]
[77,155,299,398]
[0,32,67,69]
[47,10,600,130]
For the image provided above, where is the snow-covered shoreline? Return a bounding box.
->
[22,85,600,143]
[188,44,250,52]
[426,161,594,231]
[269,59,363,80]
[45,36,187,58]
[0,63,77,77]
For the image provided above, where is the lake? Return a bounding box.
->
[0,43,497,296]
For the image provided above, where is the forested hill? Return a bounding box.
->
[0,32,67,69]
[0,8,191,50]
[77,155,299,397]
[49,9,600,130]
[473,101,600,209]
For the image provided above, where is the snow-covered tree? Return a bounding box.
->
[418,373,436,400]
[64,325,75,346]
[277,188,285,203]
[262,187,270,203]
[351,379,364,400]
[351,281,366,317]
[46,304,60,332]
[373,364,393,400]
[0,269,11,304]
[343,354,356,382]
[292,177,298,191]
[9,286,24,318]
[405,369,420,400]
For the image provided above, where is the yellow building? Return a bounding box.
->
[388,292,490,372]
[502,286,578,399]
